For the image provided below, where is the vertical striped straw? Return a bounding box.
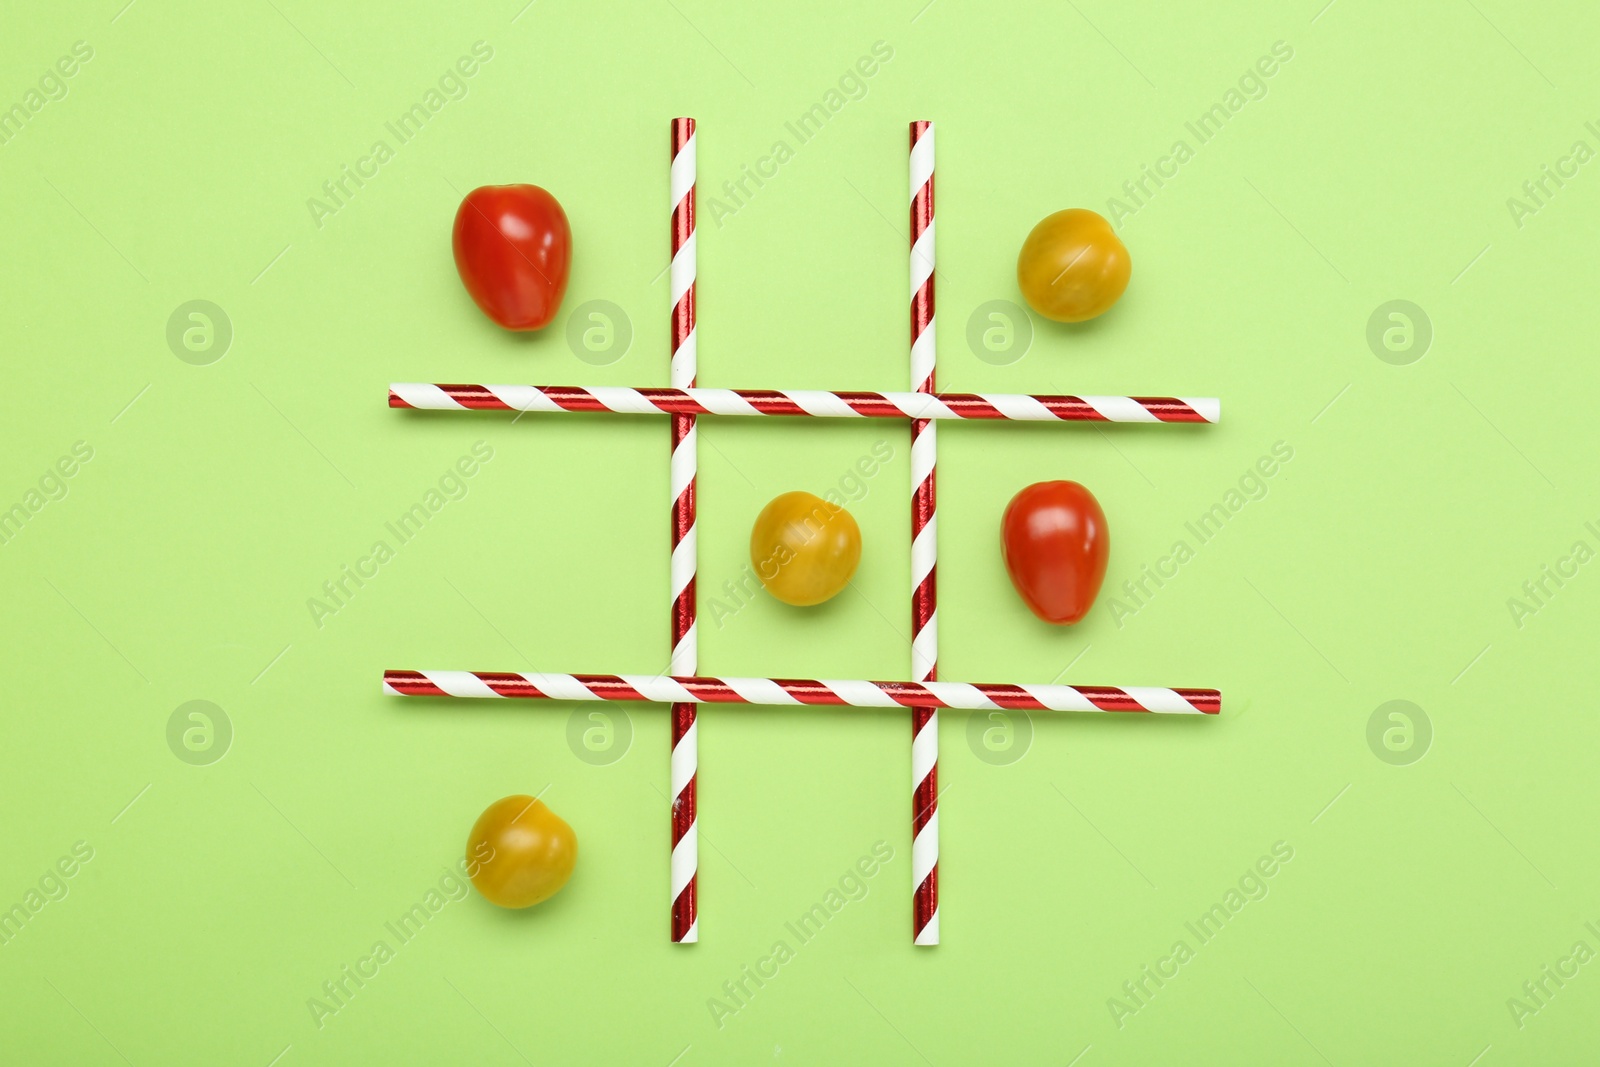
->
[669,117,699,944]
[908,120,939,946]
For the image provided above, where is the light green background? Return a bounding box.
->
[3,0,1597,1062]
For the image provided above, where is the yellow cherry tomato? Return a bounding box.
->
[466,795,577,909]
[750,491,861,606]
[1016,208,1131,322]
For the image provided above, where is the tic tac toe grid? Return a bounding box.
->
[382,120,1223,945]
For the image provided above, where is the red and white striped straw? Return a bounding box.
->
[389,384,1219,423]
[669,117,698,944]
[383,670,1222,714]
[908,120,939,946]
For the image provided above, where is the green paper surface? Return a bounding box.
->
[3,1,1597,1062]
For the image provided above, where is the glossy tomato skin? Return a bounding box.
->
[750,491,862,606]
[452,184,571,330]
[1001,481,1109,624]
[466,795,578,908]
[1016,209,1130,323]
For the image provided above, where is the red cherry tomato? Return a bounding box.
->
[1001,481,1109,624]
[452,184,571,331]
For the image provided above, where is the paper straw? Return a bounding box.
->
[668,117,699,944]
[389,384,1220,424]
[908,120,939,946]
[384,670,1222,714]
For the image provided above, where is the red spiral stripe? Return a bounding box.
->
[669,116,698,944]
[380,670,1223,714]
[388,385,1215,424]
[909,120,939,946]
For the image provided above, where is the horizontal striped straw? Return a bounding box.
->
[384,670,1221,714]
[389,384,1219,423]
